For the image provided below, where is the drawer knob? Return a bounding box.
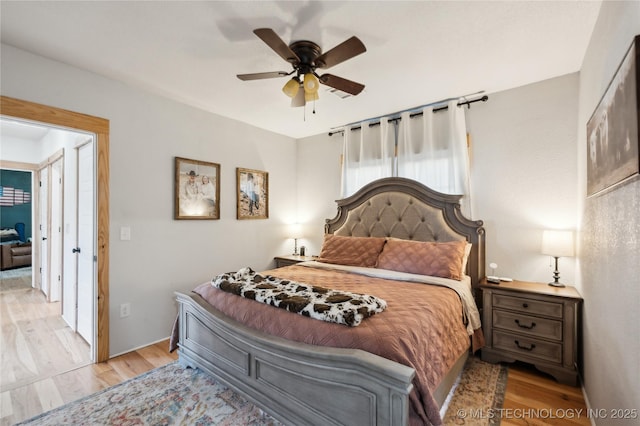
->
[514,340,536,351]
[515,319,536,330]
[522,303,529,308]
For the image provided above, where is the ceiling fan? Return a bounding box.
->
[237,28,366,107]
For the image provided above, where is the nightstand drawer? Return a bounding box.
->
[493,294,563,318]
[274,255,316,268]
[493,330,562,364]
[493,310,562,341]
[276,258,299,268]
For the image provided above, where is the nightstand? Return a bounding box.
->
[274,254,316,268]
[480,279,582,386]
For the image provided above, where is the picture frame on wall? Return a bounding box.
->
[175,156,220,220]
[236,167,268,220]
[586,34,639,197]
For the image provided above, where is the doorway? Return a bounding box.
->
[1,120,95,375]
[1,95,110,362]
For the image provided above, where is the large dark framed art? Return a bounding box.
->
[175,157,220,220]
[236,167,268,220]
[587,34,640,197]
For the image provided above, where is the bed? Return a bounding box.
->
[174,177,486,426]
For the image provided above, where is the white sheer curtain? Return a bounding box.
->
[397,100,472,216]
[341,116,394,197]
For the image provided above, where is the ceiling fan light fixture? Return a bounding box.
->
[303,73,319,94]
[282,77,300,98]
[291,86,306,107]
[238,29,367,105]
[304,90,319,102]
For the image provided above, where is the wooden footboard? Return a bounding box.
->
[176,291,416,426]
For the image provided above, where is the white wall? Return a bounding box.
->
[1,44,298,356]
[467,73,579,284]
[297,73,580,286]
[577,2,640,421]
[296,132,343,255]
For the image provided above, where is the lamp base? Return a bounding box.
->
[548,256,566,287]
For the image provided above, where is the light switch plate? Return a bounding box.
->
[120,226,131,241]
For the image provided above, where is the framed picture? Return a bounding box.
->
[236,168,268,219]
[587,34,640,197]
[175,157,220,220]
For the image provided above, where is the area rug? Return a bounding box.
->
[442,356,509,425]
[17,361,280,426]
[18,357,507,426]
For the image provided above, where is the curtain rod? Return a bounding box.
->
[327,95,488,136]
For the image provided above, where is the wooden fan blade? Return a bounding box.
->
[254,28,300,65]
[319,74,365,95]
[237,71,290,81]
[316,36,366,69]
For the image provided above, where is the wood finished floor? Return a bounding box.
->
[502,363,590,426]
[1,280,589,426]
[1,283,92,395]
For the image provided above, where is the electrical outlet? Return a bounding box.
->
[120,303,131,318]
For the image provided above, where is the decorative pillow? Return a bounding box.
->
[317,234,387,268]
[376,238,468,280]
[461,242,473,274]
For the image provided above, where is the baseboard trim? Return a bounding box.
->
[579,377,596,426]
[109,336,171,359]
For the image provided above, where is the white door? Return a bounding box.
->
[39,167,49,298]
[49,157,63,302]
[76,141,95,348]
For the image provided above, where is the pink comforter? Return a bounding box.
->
[190,264,478,426]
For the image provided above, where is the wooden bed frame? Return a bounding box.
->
[176,177,485,425]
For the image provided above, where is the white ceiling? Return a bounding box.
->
[0,1,602,139]
[1,119,50,142]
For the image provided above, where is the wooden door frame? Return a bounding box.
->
[1,95,110,362]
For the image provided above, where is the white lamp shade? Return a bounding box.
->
[291,87,305,107]
[289,223,303,239]
[541,230,574,257]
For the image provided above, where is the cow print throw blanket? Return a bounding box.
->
[211,267,387,327]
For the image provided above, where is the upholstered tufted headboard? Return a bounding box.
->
[325,177,485,289]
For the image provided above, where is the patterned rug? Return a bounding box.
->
[18,357,507,426]
[443,356,509,425]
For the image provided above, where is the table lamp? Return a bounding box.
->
[541,230,574,287]
[290,223,303,255]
